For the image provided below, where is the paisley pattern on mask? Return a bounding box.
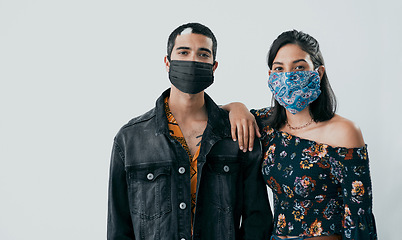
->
[251,107,377,239]
[268,71,321,114]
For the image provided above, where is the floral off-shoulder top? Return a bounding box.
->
[251,108,377,239]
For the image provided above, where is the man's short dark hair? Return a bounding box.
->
[167,22,217,61]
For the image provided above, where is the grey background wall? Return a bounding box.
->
[1,0,401,239]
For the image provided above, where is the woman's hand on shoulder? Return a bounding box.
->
[221,102,261,152]
[328,115,365,148]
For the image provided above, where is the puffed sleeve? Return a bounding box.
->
[329,145,377,239]
[250,107,273,140]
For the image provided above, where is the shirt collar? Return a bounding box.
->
[155,88,231,139]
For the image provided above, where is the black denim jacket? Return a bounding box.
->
[107,89,273,240]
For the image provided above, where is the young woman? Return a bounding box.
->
[224,30,377,239]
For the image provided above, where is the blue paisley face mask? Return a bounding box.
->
[268,70,321,114]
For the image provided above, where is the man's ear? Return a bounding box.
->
[212,61,218,73]
[317,65,325,79]
[164,56,170,72]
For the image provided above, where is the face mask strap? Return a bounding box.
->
[314,65,325,73]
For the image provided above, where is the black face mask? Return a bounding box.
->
[168,60,214,94]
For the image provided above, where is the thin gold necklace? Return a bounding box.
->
[286,118,314,130]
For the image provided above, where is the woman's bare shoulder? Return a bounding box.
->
[324,114,365,148]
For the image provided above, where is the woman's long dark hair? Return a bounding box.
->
[266,30,337,129]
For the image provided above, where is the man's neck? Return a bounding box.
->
[168,87,208,123]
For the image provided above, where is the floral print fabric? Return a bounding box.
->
[251,108,377,239]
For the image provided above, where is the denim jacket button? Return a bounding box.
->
[178,167,185,174]
[223,165,230,172]
[179,202,186,209]
[147,173,154,180]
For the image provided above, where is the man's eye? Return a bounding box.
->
[178,51,188,55]
[199,53,210,58]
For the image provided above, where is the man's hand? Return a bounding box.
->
[221,102,261,152]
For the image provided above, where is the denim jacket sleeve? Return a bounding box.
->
[240,139,274,240]
[107,140,135,239]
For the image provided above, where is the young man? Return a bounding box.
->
[107,22,273,240]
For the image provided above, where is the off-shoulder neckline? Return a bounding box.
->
[268,127,367,151]
[252,107,367,151]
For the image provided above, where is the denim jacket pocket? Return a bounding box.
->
[201,156,242,239]
[126,163,172,220]
[204,156,242,208]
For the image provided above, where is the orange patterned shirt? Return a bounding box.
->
[164,97,200,229]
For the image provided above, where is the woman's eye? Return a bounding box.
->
[273,67,283,71]
[295,66,305,70]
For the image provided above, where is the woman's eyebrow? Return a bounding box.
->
[293,59,307,64]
